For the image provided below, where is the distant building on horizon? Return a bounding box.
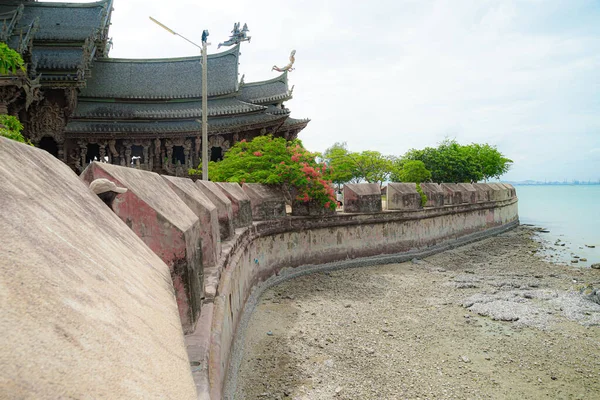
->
[0,0,309,176]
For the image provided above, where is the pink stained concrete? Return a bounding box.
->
[163,175,222,270]
[81,162,203,333]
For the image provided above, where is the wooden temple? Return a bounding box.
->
[0,0,309,175]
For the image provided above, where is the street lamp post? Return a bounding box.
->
[150,17,210,180]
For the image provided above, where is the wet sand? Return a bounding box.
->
[234,226,600,399]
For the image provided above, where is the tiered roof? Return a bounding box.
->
[238,73,292,104]
[1,0,113,87]
[4,0,309,141]
[79,46,240,99]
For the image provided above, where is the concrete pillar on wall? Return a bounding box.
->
[163,175,222,270]
[419,183,445,207]
[387,183,421,210]
[457,183,477,204]
[242,183,287,220]
[473,183,492,202]
[440,183,463,205]
[343,183,382,213]
[216,182,253,228]
[196,180,235,240]
[81,162,203,334]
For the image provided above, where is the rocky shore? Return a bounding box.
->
[234,226,600,399]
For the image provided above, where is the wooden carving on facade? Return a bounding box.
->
[28,100,66,145]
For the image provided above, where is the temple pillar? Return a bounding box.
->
[194,136,201,168]
[184,139,192,170]
[124,142,132,167]
[154,138,162,171]
[98,141,107,163]
[119,147,126,167]
[165,139,174,174]
[142,141,150,170]
[77,140,87,172]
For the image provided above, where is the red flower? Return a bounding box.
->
[253,151,263,157]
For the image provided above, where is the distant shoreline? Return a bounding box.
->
[506,182,600,186]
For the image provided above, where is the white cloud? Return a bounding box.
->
[44,0,600,181]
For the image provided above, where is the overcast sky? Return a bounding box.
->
[50,0,600,181]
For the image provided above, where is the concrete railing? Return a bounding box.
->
[2,144,518,400]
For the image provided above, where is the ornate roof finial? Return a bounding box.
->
[218,22,251,49]
[239,74,245,86]
[272,50,296,73]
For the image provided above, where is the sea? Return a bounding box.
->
[514,184,600,265]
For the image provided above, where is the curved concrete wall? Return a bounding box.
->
[0,139,196,399]
[194,195,519,399]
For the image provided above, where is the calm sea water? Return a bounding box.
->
[514,185,600,265]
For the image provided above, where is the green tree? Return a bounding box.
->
[352,150,394,186]
[321,142,355,188]
[465,143,513,181]
[393,160,431,183]
[0,43,25,75]
[0,114,29,144]
[321,144,394,187]
[402,139,511,183]
[191,135,336,211]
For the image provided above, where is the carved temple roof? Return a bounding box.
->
[238,72,292,105]
[65,113,288,137]
[4,0,310,143]
[1,0,113,87]
[73,98,267,119]
[0,0,111,42]
[79,46,241,100]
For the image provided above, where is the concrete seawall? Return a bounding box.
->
[201,198,518,399]
[1,140,518,399]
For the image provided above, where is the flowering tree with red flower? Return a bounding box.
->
[191,135,336,211]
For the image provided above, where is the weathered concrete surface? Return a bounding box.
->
[0,138,196,399]
[199,194,519,399]
[488,182,510,201]
[242,183,287,220]
[458,183,478,204]
[440,183,464,205]
[500,182,517,198]
[81,162,203,333]
[196,180,235,240]
[387,182,421,210]
[420,183,445,207]
[473,183,492,202]
[291,199,335,216]
[216,182,253,228]
[163,176,221,271]
[343,183,382,213]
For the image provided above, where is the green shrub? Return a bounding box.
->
[416,184,428,207]
[0,114,30,144]
[0,43,25,75]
